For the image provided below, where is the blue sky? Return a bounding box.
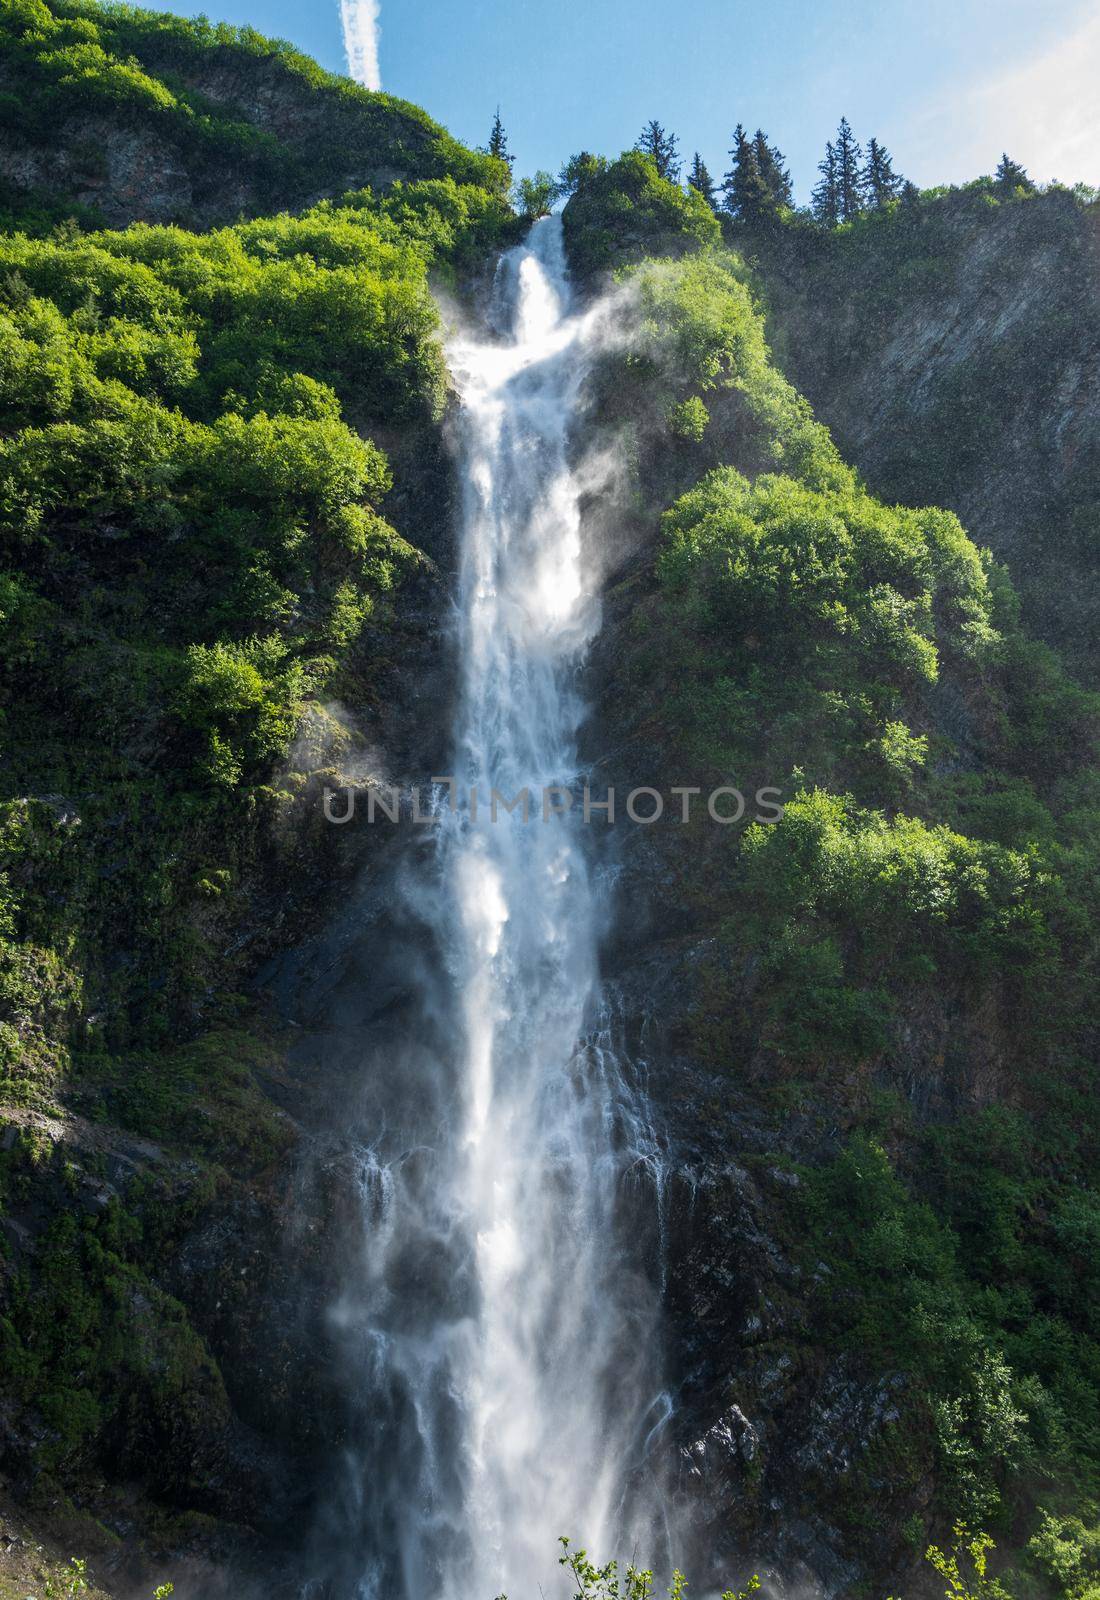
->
[155,0,1099,199]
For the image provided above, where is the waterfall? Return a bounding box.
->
[317,217,670,1600]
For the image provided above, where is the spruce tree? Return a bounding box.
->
[687,151,718,211]
[488,108,513,170]
[994,153,1035,198]
[721,123,746,213]
[722,124,771,221]
[862,136,902,208]
[834,116,863,221]
[636,120,681,183]
[812,140,839,227]
[753,129,792,209]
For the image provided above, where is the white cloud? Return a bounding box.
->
[907,8,1100,187]
[339,0,382,92]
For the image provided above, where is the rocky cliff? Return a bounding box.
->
[750,188,1100,672]
[0,0,507,230]
[562,167,1100,1596]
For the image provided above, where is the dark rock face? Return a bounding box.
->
[570,484,984,1595]
[757,192,1100,670]
[0,32,490,230]
[0,112,237,230]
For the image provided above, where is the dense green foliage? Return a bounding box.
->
[0,177,512,1094]
[657,473,990,784]
[777,1090,1100,1563]
[1,1189,225,1472]
[564,193,1100,1567]
[0,0,510,227]
[562,151,720,280]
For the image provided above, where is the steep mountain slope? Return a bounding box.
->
[561,156,1100,1593]
[1,18,1100,1598]
[745,187,1100,672]
[0,0,508,229]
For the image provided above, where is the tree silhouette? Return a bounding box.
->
[835,116,863,221]
[812,139,839,227]
[753,129,792,208]
[722,124,772,220]
[487,108,514,170]
[557,151,605,199]
[636,119,681,183]
[688,151,718,210]
[862,136,902,207]
[994,153,1035,198]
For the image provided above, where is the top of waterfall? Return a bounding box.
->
[512,215,571,345]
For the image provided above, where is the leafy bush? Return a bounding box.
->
[1026,1510,1100,1599]
[647,467,993,786]
[562,150,719,279]
[555,1537,759,1600]
[0,176,501,1072]
[732,789,1067,1066]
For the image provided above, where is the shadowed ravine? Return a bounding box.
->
[304,217,673,1600]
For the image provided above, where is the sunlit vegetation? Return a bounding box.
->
[558,159,1100,1563]
[0,175,515,1087]
[0,0,509,228]
[1,8,1099,1586]
[562,152,720,279]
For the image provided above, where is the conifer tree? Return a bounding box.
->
[722,124,771,221]
[636,120,681,183]
[687,151,718,210]
[753,129,792,208]
[834,116,863,221]
[721,123,746,213]
[812,140,839,227]
[862,136,902,207]
[488,108,514,170]
[994,153,1035,197]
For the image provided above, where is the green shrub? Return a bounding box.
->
[648,468,993,783]
[562,150,719,279]
[0,174,493,1075]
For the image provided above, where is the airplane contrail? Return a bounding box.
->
[339,0,382,91]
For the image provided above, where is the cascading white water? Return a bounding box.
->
[329,217,670,1600]
[438,214,668,1598]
